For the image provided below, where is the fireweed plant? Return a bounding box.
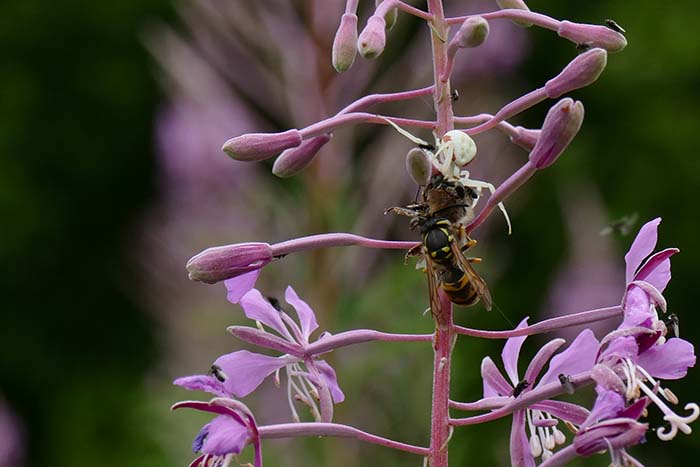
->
[173,1,696,467]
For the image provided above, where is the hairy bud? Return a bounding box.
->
[558,20,627,53]
[452,17,489,49]
[529,98,584,169]
[332,14,358,72]
[358,15,387,59]
[186,243,273,284]
[405,148,432,186]
[272,134,332,177]
[544,48,607,99]
[222,129,303,162]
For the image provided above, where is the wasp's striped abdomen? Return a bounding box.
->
[441,266,480,307]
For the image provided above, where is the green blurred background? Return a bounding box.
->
[1,0,698,466]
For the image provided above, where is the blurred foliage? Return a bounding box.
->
[1,0,699,467]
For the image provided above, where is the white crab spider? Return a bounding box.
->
[383,117,512,234]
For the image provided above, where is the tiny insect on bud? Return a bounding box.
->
[332,13,358,72]
[529,98,584,169]
[186,242,273,284]
[272,134,332,177]
[222,129,303,162]
[357,15,387,59]
[405,148,432,186]
[496,0,532,27]
[557,20,627,53]
[451,16,489,49]
[544,48,607,99]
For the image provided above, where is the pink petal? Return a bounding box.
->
[481,356,513,398]
[637,338,696,380]
[174,375,228,397]
[215,351,295,397]
[532,400,589,425]
[225,270,261,304]
[524,338,565,385]
[624,218,661,283]
[239,289,288,336]
[581,386,625,429]
[510,410,536,467]
[315,359,345,403]
[284,286,319,341]
[539,329,599,386]
[201,415,250,455]
[634,248,678,293]
[620,286,652,329]
[502,318,529,385]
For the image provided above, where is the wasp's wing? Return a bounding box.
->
[423,256,443,318]
[450,242,493,311]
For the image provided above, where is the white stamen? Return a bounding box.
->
[285,366,301,422]
[553,427,566,445]
[636,379,699,440]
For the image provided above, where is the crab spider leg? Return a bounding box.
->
[461,178,512,235]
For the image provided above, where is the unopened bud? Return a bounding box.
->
[186,242,272,284]
[574,420,647,456]
[272,134,332,177]
[496,0,532,27]
[451,17,489,49]
[332,13,358,72]
[529,98,584,169]
[510,126,540,151]
[376,0,398,30]
[358,15,386,59]
[222,129,303,162]
[558,20,627,53]
[405,148,432,186]
[544,48,607,99]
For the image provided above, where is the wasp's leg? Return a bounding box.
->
[384,206,422,217]
[465,257,482,263]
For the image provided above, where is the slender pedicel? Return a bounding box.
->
[300,112,435,139]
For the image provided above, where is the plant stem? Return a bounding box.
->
[428,0,454,137]
[429,291,454,467]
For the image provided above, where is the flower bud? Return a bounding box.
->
[574,419,647,456]
[558,20,627,53]
[405,148,432,186]
[357,15,386,59]
[186,242,273,284]
[544,48,607,99]
[529,98,584,169]
[451,16,489,49]
[496,0,532,27]
[272,134,332,177]
[332,13,358,72]
[376,0,398,30]
[222,129,302,162]
[510,126,540,151]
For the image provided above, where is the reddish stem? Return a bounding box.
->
[429,290,454,467]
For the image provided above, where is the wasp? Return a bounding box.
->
[387,174,493,312]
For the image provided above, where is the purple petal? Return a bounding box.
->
[200,415,250,455]
[174,374,228,397]
[481,356,513,398]
[599,336,639,363]
[315,359,345,403]
[620,286,652,329]
[539,329,599,386]
[239,289,288,337]
[215,350,295,397]
[172,400,247,425]
[502,318,529,385]
[625,218,661,283]
[635,248,677,293]
[581,386,625,429]
[284,286,319,341]
[524,338,565,386]
[618,397,648,421]
[510,410,536,467]
[532,400,590,425]
[637,338,696,380]
[225,270,261,304]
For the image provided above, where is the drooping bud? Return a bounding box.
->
[332,13,358,72]
[558,20,627,53]
[186,242,273,284]
[509,126,541,151]
[272,134,332,177]
[529,98,584,169]
[544,48,607,99]
[451,16,489,49]
[405,148,432,186]
[376,0,398,30]
[496,0,532,27]
[222,129,303,162]
[357,15,386,59]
